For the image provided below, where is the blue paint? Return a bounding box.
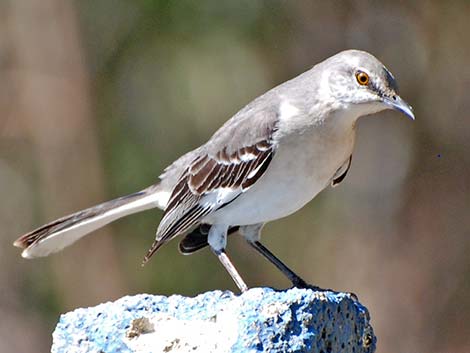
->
[52,288,376,353]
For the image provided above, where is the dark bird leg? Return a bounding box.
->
[248,240,326,291]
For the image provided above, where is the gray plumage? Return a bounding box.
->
[14,50,414,291]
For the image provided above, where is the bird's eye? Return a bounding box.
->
[355,71,369,86]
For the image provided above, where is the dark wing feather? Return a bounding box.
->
[142,92,282,263]
[143,140,275,263]
[331,155,352,187]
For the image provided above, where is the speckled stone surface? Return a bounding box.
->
[51,288,376,353]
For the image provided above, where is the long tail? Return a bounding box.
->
[13,185,169,259]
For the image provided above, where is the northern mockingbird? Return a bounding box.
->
[14,50,414,292]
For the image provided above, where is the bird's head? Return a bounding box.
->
[321,49,414,121]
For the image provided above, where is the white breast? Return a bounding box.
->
[205,110,356,226]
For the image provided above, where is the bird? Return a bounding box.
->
[13,49,414,292]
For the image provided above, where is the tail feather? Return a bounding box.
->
[14,186,167,259]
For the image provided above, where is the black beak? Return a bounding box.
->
[384,95,415,120]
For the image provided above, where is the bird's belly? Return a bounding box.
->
[205,128,355,226]
[229,169,326,224]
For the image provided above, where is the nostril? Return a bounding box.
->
[392,95,397,101]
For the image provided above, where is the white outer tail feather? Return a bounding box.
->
[21,190,170,259]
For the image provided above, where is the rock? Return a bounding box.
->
[51,287,375,353]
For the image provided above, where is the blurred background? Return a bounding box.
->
[0,0,469,352]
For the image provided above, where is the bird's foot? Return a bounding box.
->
[291,279,358,300]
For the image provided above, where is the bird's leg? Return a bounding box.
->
[247,240,311,289]
[208,224,248,293]
[240,224,328,291]
[249,241,352,296]
[211,248,248,293]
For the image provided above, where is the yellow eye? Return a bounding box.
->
[356,71,369,86]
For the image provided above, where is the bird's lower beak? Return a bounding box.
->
[384,95,415,120]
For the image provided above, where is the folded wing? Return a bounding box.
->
[143,140,275,262]
[143,102,280,262]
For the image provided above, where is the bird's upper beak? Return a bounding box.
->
[384,95,415,120]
